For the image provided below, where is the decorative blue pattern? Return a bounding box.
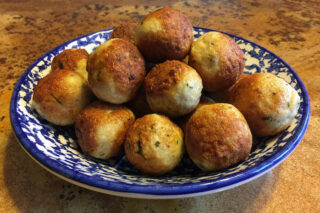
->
[10,27,310,197]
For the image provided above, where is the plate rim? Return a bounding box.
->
[10,27,310,197]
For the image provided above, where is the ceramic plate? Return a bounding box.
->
[10,27,310,199]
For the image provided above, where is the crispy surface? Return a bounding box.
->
[32,69,93,126]
[51,49,89,80]
[189,32,245,92]
[185,103,252,171]
[110,23,138,44]
[144,60,203,117]
[75,101,135,159]
[136,7,193,63]
[229,73,300,136]
[145,60,192,95]
[87,38,146,104]
[124,114,184,175]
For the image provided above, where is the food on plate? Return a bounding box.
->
[87,38,146,104]
[127,86,153,118]
[32,69,93,126]
[189,31,245,92]
[32,8,300,175]
[75,101,135,159]
[229,73,300,137]
[144,60,203,117]
[110,22,138,45]
[135,7,193,63]
[51,49,89,80]
[124,114,184,175]
[185,103,252,171]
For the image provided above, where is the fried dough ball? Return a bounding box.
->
[75,101,135,159]
[144,60,203,117]
[110,23,138,44]
[185,103,252,171]
[51,49,89,80]
[229,73,300,137]
[33,69,93,126]
[135,7,193,63]
[124,114,184,175]
[87,38,146,104]
[189,32,245,92]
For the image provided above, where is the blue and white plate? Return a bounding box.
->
[10,27,310,199]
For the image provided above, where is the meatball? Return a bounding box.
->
[135,7,193,63]
[144,60,203,117]
[229,73,300,137]
[51,49,89,80]
[110,22,138,44]
[75,101,135,159]
[87,38,146,104]
[124,114,184,175]
[189,32,245,92]
[32,69,93,126]
[185,103,252,171]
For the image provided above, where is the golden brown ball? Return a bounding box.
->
[135,7,193,63]
[189,32,245,92]
[51,49,89,80]
[110,23,138,44]
[144,60,203,117]
[75,101,135,159]
[185,103,252,171]
[87,38,146,104]
[124,114,184,175]
[229,73,300,137]
[32,69,93,126]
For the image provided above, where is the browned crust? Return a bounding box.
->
[185,104,252,171]
[189,33,245,92]
[136,7,193,63]
[33,69,92,124]
[144,60,194,95]
[75,101,135,157]
[51,49,89,72]
[124,114,183,175]
[228,73,291,136]
[110,23,138,44]
[87,38,146,97]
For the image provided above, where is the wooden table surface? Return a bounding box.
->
[0,0,319,212]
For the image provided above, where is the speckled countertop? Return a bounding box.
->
[0,0,319,212]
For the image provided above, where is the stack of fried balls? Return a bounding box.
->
[32,7,300,175]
